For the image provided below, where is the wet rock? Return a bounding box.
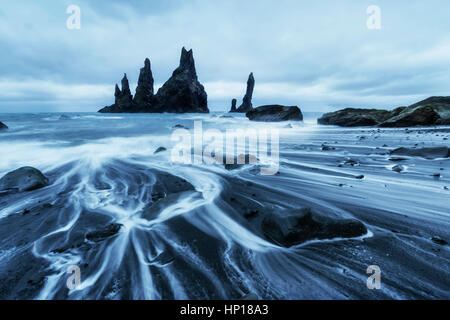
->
[0,167,49,193]
[261,209,367,247]
[246,105,303,122]
[355,175,365,179]
[380,97,450,127]
[390,146,450,159]
[322,145,336,151]
[152,48,209,113]
[431,236,448,246]
[234,73,255,113]
[99,74,135,113]
[0,121,7,130]
[392,165,405,173]
[86,223,122,242]
[154,147,167,154]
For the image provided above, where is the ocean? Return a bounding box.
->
[0,112,449,299]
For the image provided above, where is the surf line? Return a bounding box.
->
[179,304,215,318]
[170,120,280,175]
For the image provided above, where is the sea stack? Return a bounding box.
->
[229,98,237,112]
[236,73,255,113]
[152,47,209,113]
[98,49,208,113]
[0,121,7,130]
[133,58,154,110]
[99,73,135,113]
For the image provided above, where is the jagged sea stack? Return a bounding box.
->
[133,58,154,111]
[152,48,209,113]
[229,99,237,112]
[236,73,255,113]
[99,73,135,113]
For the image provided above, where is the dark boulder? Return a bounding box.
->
[246,105,303,122]
[229,98,237,112]
[152,48,209,113]
[0,121,8,130]
[235,73,255,113]
[86,223,122,242]
[390,146,450,159]
[154,147,167,154]
[262,209,367,247]
[318,108,397,127]
[0,167,49,193]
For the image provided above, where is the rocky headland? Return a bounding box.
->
[318,96,450,127]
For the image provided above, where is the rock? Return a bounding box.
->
[133,58,154,109]
[261,209,367,247]
[229,98,237,112]
[235,73,255,113]
[86,223,122,242]
[0,167,49,193]
[318,97,450,127]
[431,236,448,246]
[392,165,405,173]
[390,146,450,159]
[246,105,303,122]
[154,147,167,154]
[0,121,8,130]
[318,108,397,127]
[355,175,365,179]
[98,74,135,113]
[152,48,209,113]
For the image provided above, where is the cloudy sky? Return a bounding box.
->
[0,0,450,112]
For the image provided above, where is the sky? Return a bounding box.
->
[0,0,450,113]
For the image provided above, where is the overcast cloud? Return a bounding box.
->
[0,0,449,112]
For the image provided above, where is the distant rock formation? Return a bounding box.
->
[99,48,208,113]
[98,73,136,113]
[235,73,255,113]
[380,97,450,127]
[0,121,7,130]
[229,98,237,112]
[152,48,208,113]
[246,105,303,122]
[318,96,450,127]
[317,108,402,127]
[133,58,154,109]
